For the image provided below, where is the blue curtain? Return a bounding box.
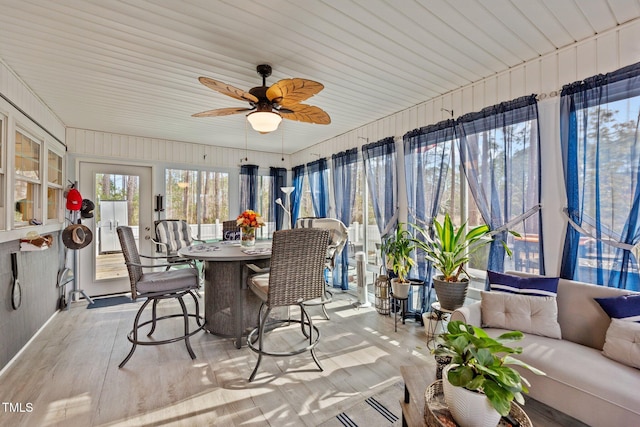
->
[240,164,259,212]
[560,62,640,290]
[331,148,358,290]
[270,167,287,230]
[307,158,329,218]
[456,95,543,280]
[403,120,455,307]
[362,137,398,239]
[291,165,305,226]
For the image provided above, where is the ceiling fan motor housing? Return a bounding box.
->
[256,64,272,79]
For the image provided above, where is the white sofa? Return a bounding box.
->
[450,272,640,427]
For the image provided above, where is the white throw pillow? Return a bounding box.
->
[602,318,640,369]
[481,291,562,339]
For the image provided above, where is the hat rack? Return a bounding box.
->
[61,181,94,309]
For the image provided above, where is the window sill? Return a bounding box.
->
[0,223,63,245]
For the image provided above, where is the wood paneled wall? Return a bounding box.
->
[0,61,66,143]
[290,19,640,163]
[66,129,291,170]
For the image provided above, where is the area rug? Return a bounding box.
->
[319,381,403,427]
[86,296,135,309]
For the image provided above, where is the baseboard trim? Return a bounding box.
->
[0,309,60,378]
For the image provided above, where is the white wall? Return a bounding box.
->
[290,19,640,276]
[0,59,66,143]
[65,129,291,170]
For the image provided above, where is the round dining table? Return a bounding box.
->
[179,240,272,348]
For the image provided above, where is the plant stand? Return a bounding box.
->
[426,302,454,349]
[391,291,409,332]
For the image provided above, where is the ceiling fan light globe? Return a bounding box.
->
[247,111,282,133]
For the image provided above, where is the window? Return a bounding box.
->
[299,176,314,218]
[560,63,640,290]
[47,149,63,221]
[165,168,229,240]
[350,160,381,264]
[200,170,230,234]
[166,169,198,222]
[256,175,275,238]
[456,95,542,282]
[14,130,41,227]
[441,137,487,276]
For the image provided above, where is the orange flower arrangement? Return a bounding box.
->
[236,210,265,230]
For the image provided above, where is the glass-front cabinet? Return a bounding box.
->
[47,149,63,222]
[14,129,41,227]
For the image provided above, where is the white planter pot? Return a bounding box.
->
[390,278,410,299]
[442,365,501,427]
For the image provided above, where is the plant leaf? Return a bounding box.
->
[483,381,513,416]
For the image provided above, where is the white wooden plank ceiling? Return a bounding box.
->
[0,0,638,154]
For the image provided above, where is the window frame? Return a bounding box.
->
[13,127,43,228]
[46,146,64,223]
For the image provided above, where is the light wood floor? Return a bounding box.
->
[0,292,435,427]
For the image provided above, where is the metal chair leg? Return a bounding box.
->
[302,305,323,371]
[177,295,196,360]
[148,299,159,336]
[189,290,203,327]
[119,298,152,368]
[249,306,272,382]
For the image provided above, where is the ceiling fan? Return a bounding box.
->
[193,64,331,133]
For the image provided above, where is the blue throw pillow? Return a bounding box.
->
[487,270,559,297]
[594,294,640,322]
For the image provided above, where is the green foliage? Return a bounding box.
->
[412,213,518,282]
[379,222,415,283]
[433,321,545,416]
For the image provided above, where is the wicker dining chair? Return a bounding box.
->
[152,219,204,262]
[295,217,349,319]
[246,228,330,382]
[152,219,205,291]
[117,226,205,368]
[222,220,241,241]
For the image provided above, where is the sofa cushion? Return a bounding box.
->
[482,326,640,426]
[595,294,640,322]
[488,270,558,296]
[504,271,638,350]
[602,319,640,369]
[480,291,562,339]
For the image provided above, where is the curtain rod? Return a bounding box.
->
[0,90,66,149]
[535,90,559,101]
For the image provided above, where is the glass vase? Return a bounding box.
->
[241,227,256,247]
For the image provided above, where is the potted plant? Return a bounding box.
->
[379,222,415,299]
[413,213,517,310]
[434,320,545,427]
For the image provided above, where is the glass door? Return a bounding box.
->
[79,162,152,297]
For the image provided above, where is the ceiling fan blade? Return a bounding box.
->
[198,77,259,103]
[266,78,324,107]
[192,107,254,118]
[280,104,331,125]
